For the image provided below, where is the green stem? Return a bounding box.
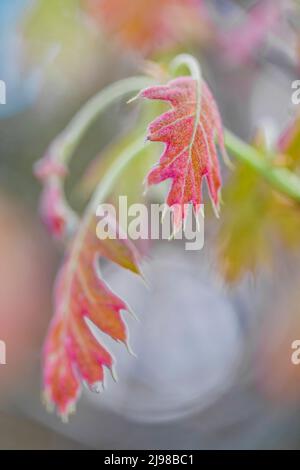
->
[88,136,146,210]
[65,136,146,288]
[40,76,154,237]
[53,76,155,165]
[171,53,202,84]
[225,130,300,202]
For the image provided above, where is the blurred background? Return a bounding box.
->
[1,0,300,449]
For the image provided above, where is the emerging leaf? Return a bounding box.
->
[43,214,141,419]
[140,76,225,227]
[217,124,300,284]
[38,181,77,239]
[34,146,77,240]
[216,156,272,283]
[277,115,300,165]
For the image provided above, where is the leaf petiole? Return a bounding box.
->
[53,76,156,166]
[224,129,300,203]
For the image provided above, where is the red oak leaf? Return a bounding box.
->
[140,76,225,227]
[43,214,141,419]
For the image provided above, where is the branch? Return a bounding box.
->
[225,130,300,203]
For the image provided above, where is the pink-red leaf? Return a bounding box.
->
[140,76,225,226]
[34,147,76,240]
[43,215,141,419]
[38,181,73,239]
